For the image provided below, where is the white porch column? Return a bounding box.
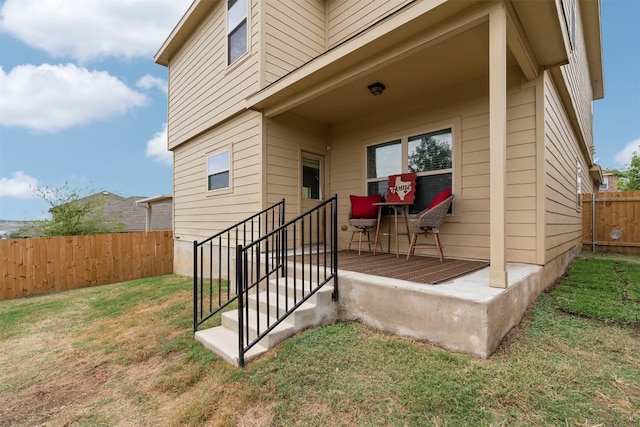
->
[489,4,508,288]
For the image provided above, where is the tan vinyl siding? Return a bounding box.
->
[167,1,261,149]
[326,0,411,48]
[543,72,585,262]
[173,112,263,242]
[559,0,595,156]
[263,0,326,85]
[265,114,330,219]
[456,85,537,263]
[330,77,538,263]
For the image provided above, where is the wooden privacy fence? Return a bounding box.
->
[1,231,173,301]
[582,190,640,255]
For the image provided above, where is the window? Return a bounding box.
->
[366,128,453,214]
[599,176,609,191]
[302,157,321,200]
[576,160,582,210]
[207,150,230,191]
[227,0,247,65]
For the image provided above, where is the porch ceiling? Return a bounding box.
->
[277,22,505,126]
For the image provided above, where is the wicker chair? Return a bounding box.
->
[406,195,454,262]
[347,212,383,255]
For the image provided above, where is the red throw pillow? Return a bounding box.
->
[428,188,452,210]
[350,194,381,219]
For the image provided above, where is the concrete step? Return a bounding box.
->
[195,260,338,366]
[195,326,268,366]
[247,277,335,305]
[247,281,333,314]
[221,309,296,349]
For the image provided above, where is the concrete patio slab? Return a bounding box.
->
[335,259,554,358]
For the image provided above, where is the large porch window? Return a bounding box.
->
[366,128,453,214]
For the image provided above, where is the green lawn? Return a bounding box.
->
[0,253,638,426]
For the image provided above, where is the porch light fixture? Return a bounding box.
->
[367,82,386,96]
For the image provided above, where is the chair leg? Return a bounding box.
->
[406,233,418,260]
[348,230,357,253]
[375,238,383,254]
[358,229,364,255]
[406,231,444,262]
[363,229,372,253]
[433,233,444,262]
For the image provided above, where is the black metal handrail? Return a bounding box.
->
[193,199,285,332]
[236,195,338,367]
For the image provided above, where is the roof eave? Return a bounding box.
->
[136,195,173,205]
[580,0,604,100]
[155,0,219,67]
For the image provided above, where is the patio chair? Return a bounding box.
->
[406,193,454,262]
[347,195,383,255]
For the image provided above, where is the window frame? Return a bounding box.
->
[576,159,583,212]
[206,148,232,193]
[226,0,248,66]
[365,124,455,215]
[598,176,608,192]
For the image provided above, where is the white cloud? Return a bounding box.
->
[0,63,147,132]
[145,123,172,166]
[0,171,38,198]
[614,138,640,167]
[136,74,168,94]
[0,0,191,62]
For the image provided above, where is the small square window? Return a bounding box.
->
[208,150,230,191]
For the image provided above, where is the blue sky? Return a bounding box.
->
[0,0,191,220]
[1,0,639,221]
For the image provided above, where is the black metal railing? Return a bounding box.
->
[193,199,285,332]
[235,195,338,366]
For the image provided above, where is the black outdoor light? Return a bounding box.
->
[367,82,386,96]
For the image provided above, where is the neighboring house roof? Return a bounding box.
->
[78,191,173,232]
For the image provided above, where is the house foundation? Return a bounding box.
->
[337,246,580,358]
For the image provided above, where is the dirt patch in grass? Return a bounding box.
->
[1,357,113,426]
[0,277,275,427]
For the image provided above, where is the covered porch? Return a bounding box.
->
[248,1,573,290]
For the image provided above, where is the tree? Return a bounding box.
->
[408,137,452,173]
[18,183,124,237]
[613,151,640,191]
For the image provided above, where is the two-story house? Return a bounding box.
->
[156,0,603,363]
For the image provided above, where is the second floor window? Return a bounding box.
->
[227,0,247,65]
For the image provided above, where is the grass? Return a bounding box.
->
[549,252,640,324]
[0,253,638,426]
